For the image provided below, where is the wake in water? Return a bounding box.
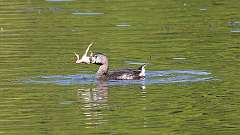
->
[25,70,213,86]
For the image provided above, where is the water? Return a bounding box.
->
[0,0,240,135]
[26,70,213,85]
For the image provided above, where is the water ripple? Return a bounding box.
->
[72,12,104,16]
[46,0,74,2]
[25,70,213,86]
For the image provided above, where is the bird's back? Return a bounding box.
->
[108,64,146,80]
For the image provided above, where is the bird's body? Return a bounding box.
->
[98,66,146,80]
[91,53,146,80]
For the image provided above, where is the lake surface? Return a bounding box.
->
[0,0,239,134]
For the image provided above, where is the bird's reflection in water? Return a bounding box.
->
[77,81,109,128]
[78,81,146,128]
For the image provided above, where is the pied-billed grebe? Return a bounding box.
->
[75,43,146,80]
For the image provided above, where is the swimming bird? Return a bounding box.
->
[74,43,146,80]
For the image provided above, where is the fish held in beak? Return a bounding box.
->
[74,42,94,64]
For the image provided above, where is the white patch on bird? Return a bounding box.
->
[117,74,134,80]
[139,65,145,77]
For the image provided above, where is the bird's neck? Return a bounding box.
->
[96,62,108,79]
